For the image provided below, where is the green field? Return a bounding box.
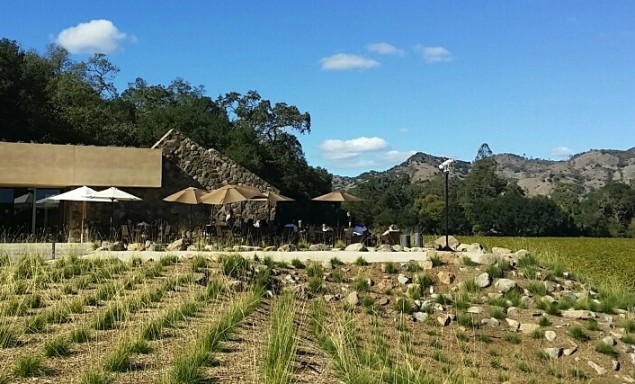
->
[459,236,635,292]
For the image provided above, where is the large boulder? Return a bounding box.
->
[345,243,368,252]
[167,239,186,252]
[463,252,496,265]
[434,236,460,250]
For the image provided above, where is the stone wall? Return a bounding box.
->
[75,129,280,242]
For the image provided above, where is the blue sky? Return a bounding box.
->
[2,1,635,176]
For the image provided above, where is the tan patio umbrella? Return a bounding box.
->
[163,187,208,205]
[250,191,295,221]
[163,187,209,228]
[313,190,362,229]
[201,185,265,205]
[312,190,362,202]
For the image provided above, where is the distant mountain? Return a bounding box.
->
[332,148,635,196]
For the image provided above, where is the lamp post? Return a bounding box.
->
[438,159,454,251]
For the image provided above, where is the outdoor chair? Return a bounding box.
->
[344,228,364,245]
[120,225,130,243]
[380,231,401,246]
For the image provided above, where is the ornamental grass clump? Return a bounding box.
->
[43,336,71,357]
[259,293,297,384]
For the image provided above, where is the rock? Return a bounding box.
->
[418,260,434,270]
[474,273,491,288]
[492,247,512,255]
[323,294,337,302]
[562,310,593,320]
[397,274,411,285]
[346,291,359,306]
[487,292,503,300]
[309,244,330,251]
[519,323,540,334]
[563,345,578,356]
[622,345,635,354]
[602,336,616,346]
[544,280,558,293]
[345,243,368,252]
[228,280,244,292]
[481,318,500,327]
[506,318,520,332]
[545,331,557,341]
[413,312,429,322]
[456,243,484,253]
[463,252,496,265]
[622,375,635,383]
[543,347,562,359]
[167,239,185,252]
[278,244,298,252]
[495,278,517,293]
[467,306,483,314]
[321,261,334,270]
[377,297,390,306]
[437,271,455,285]
[437,315,452,326]
[514,249,530,259]
[285,274,296,283]
[612,359,620,371]
[542,295,556,304]
[587,360,606,375]
[506,307,521,317]
[434,235,460,250]
[629,353,635,367]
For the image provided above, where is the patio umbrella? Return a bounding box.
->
[163,187,208,205]
[312,191,362,202]
[312,190,362,229]
[47,186,112,243]
[201,185,266,229]
[163,187,208,227]
[90,187,142,238]
[250,191,295,221]
[200,185,265,205]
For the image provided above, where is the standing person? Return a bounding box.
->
[346,211,354,228]
[225,209,235,228]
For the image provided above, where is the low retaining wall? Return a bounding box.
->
[82,250,434,263]
[0,243,94,261]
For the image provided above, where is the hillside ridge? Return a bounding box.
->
[333,147,635,196]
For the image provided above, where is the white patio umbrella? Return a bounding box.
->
[47,186,113,243]
[90,187,142,237]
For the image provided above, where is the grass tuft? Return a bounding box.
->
[13,355,46,377]
[44,336,71,357]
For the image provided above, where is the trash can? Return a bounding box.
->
[400,234,411,248]
[413,233,423,247]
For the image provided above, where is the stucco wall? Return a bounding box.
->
[0,142,162,188]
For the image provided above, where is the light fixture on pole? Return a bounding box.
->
[438,159,454,251]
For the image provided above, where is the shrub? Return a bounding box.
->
[620,334,635,344]
[44,336,71,357]
[79,368,113,384]
[567,326,590,342]
[586,319,599,331]
[330,257,344,266]
[128,339,151,354]
[0,325,19,348]
[504,333,521,344]
[538,316,552,327]
[595,342,617,357]
[353,278,370,292]
[24,315,46,334]
[13,355,46,377]
[191,255,208,271]
[526,282,547,297]
[218,254,249,278]
[531,329,543,340]
[457,313,477,328]
[394,298,415,315]
[355,257,368,266]
[430,254,443,267]
[306,263,323,278]
[414,273,434,290]
[159,254,179,266]
[383,262,398,274]
[307,277,323,295]
[104,344,130,372]
[70,327,91,343]
[290,258,304,269]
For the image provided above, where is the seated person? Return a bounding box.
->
[353,224,367,236]
[322,223,334,232]
[253,219,261,228]
[382,224,399,236]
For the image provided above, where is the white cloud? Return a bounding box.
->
[398,127,409,134]
[366,42,404,56]
[415,45,453,63]
[382,150,417,163]
[320,137,388,153]
[320,53,380,71]
[56,19,128,54]
[323,152,361,161]
[551,146,574,158]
